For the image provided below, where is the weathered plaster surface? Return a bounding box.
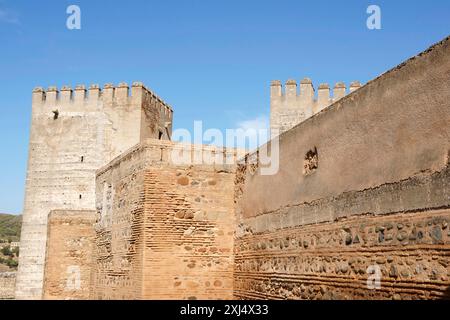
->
[235,36,450,300]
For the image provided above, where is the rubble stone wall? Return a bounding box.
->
[42,210,96,300]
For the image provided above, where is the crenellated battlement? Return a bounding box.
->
[270,78,362,137]
[32,82,173,115]
[270,78,361,102]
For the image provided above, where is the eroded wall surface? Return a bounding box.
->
[235,37,450,300]
[42,210,96,300]
[17,82,172,299]
[93,140,240,300]
[91,145,148,300]
[0,273,16,300]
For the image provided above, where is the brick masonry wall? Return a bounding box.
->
[93,140,239,300]
[18,83,172,299]
[235,209,450,300]
[0,272,16,300]
[42,210,96,300]
[270,79,360,137]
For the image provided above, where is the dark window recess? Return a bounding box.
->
[158,131,163,140]
[303,147,319,176]
[81,156,84,163]
[52,110,59,120]
[79,194,82,199]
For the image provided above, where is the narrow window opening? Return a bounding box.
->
[158,130,163,140]
[52,110,59,120]
[81,156,84,163]
[79,194,82,200]
[303,147,319,176]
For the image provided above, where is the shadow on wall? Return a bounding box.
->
[443,287,450,300]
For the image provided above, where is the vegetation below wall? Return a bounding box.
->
[0,214,21,242]
[0,246,19,270]
[0,214,21,271]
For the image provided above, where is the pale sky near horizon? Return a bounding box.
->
[0,0,449,214]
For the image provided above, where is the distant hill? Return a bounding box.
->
[0,214,22,242]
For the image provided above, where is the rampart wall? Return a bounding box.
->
[235,36,450,300]
[0,272,16,300]
[270,79,361,137]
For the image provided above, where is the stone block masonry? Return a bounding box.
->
[17,82,173,300]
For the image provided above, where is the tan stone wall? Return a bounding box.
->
[17,82,172,299]
[235,37,450,300]
[42,210,96,300]
[93,140,239,300]
[0,272,16,300]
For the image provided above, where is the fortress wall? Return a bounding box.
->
[235,37,450,299]
[92,143,149,300]
[141,165,235,300]
[93,140,239,300]
[42,210,96,300]
[17,82,172,299]
[0,273,16,300]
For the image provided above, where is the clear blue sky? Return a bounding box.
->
[0,0,449,214]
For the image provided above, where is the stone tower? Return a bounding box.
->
[16,82,173,299]
[270,78,361,137]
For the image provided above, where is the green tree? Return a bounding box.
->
[1,245,13,257]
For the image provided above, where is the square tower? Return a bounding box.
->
[270,78,361,138]
[16,82,173,299]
